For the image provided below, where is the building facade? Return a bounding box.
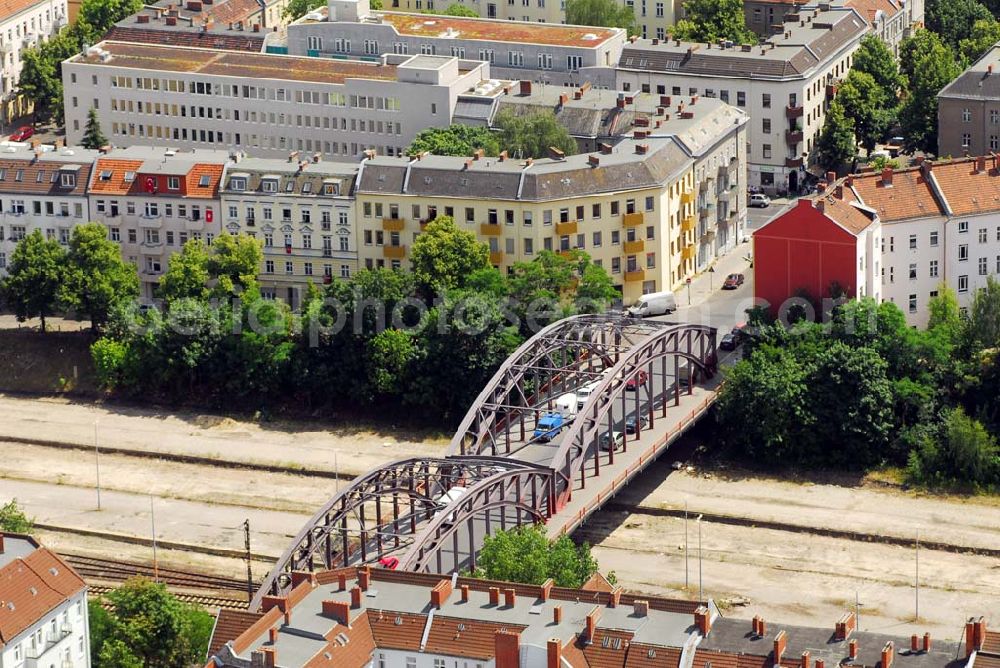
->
[616,5,867,195]
[0,532,90,668]
[0,143,96,275]
[220,155,358,306]
[0,0,68,123]
[937,45,1000,159]
[62,41,493,160]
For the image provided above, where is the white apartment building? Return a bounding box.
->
[0,0,67,124]
[615,5,867,195]
[0,143,96,275]
[86,146,229,300]
[0,533,90,668]
[284,0,624,88]
[220,155,359,306]
[62,41,494,159]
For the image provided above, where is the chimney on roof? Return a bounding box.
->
[460,585,470,602]
[495,630,520,668]
[816,660,825,668]
[338,573,347,591]
[165,15,177,24]
[260,595,287,613]
[911,636,920,653]
[752,616,763,637]
[975,618,988,653]
[882,642,894,668]
[137,13,150,22]
[359,566,371,591]
[610,587,622,608]
[553,605,563,624]
[290,571,317,587]
[690,95,698,105]
[431,580,454,609]
[599,142,613,155]
[287,150,298,163]
[633,600,649,617]
[283,610,291,627]
[548,146,565,160]
[548,639,562,668]
[923,633,932,653]
[816,180,826,193]
[252,22,260,31]
[816,197,825,213]
[541,579,554,601]
[825,170,836,183]
[834,184,843,199]
[634,129,649,140]
[463,159,473,170]
[585,608,601,645]
[588,155,600,168]
[845,174,854,187]
[921,160,933,176]
[524,158,534,167]
[313,152,321,163]
[774,630,788,664]
[489,587,500,606]
[989,64,994,75]
[504,588,516,608]
[473,148,485,160]
[260,648,277,668]
[881,166,893,187]
[350,586,362,609]
[849,639,859,661]
[574,89,583,100]
[268,627,278,644]
[558,93,569,106]
[519,80,532,96]
[977,155,987,173]
[695,606,711,636]
[616,97,625,109]
[635,144,649,155]
[322,600,351,626]
[652,37,659,45]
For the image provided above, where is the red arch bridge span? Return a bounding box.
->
[252,314,718,610]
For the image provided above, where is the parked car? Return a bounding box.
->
[722,273,744,290]
[625,370,648,390]
[749,193,770,208]
[9,126,33,142]
[624,414,649,434]
[599,431,625,452]
[534,411,567,442]
[719,325,747,351]
[378,556,399,569]
[626,290,676,317]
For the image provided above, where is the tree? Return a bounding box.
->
[494,110,577,159]
[475,525,599,588]
[899,33,962,154]
[927,283,964,344]
[925,0,991,52]
[75,0,144,45]
[899,29,948,84]
[852,34,905,101]
[98,640,143,668]
[206,233,263,299]
[565,0,636,33]
[815,100,856,169]
[442,3,479,15]
[0,499,33,533]
[60,223,140,331]
[407,124,501,157]
[18,46,59,123]
[967,275,1000,350]
[835,70,890,153]
[670,0,755,43]
[958,19,1000,64]
[0,230,66,331]
[409,216,490,294]
[81,107,108,149]
[907,407,999,487]
[156,239,211,303]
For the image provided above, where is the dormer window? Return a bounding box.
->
[124,171,135,183]
[60,172,76,188]
[198,174,211,187]
[262,178,278,193]
[168,176,180,190]
[99,170,112,181]
[301,182,312,194]
[285,180,295,193]
[230,177,247,191]
[324,182,340,196]
[35,171,44,183]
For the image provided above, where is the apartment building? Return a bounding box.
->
[62,41,493,160]
[616,5,867,195]
[0,143,96,275]
[937,45,1000,159]
[86,146,228,300]
[0,0,68,123]
[220,154,358,305]
[204,564,974,668]
[746,0,913,50]
[0,532,91,668]
[284,0,624,88]
[356,97,746,303]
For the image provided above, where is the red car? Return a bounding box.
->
[722,273,745,290]
[625,370,648,390]
[378,556,399,569]
[9,126,33,142]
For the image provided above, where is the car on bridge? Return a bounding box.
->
[625,414,648,434]
[576,380,601,409]
[434,486,469,526]
[625,370,648,390]
[534,411,568,442]
[599,430,625,451]
[555,392,578,418]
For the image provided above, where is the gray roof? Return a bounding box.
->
[221,156,358,196]
[0,534,39,571]
[938,44,1000,100]
[453,97,496,125]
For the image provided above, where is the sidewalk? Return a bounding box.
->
[673,237,753,311]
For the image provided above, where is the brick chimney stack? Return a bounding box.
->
[882,641,894,668]
[773,630,788,664]
[548,638,562,668]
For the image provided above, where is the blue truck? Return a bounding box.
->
[534,411,567,442]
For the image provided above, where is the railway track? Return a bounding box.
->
[87,584,249,610]
[61,553,258,594]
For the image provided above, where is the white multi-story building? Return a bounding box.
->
[0,532,90,668]
[220,154,359,306]
[0,142,96,275]
[615,5,867,195]
[0,0,68,124]
[62,41,495,159]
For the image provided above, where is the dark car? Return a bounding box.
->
[625,370,648,390]
[9,126,33,142]
[599,431,625,451]
[624,414,649,434]
[722,273,744,290]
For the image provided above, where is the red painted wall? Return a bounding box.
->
[753,199,858,316]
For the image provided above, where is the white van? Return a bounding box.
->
[626,291,677,317]
[576,380,601,410]
[434,486,469,525]
[555,392,578,418]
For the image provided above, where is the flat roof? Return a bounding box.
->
[72,41,400,84]
[376,11,621,48]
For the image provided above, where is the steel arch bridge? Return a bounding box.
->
[252,314,716,610]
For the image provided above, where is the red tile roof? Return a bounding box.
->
[0,158,93,196]
[208,609,263,658]
[849,167,943,222]
[89,158,145,195]
[0,544,86,648]
[813,193,877,234]
[983,630,1000,654]
[208,0,263,25]
[304,613,375,668]
[0,0,47,21]
[425,615,524,660]
[845,0,901,22]
[926,158,1000,217]
[625,643,681,668]
[89,158,224,198]
[368,611,427,653]
[186,163,225,198]
[104,26,265,51]
[584,629,634,668]
[581,572,617,593]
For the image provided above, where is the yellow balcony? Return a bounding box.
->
[489,251,504,264]
[480,223,502,236]
[624,269,645,282]
[622,212,644,227]
[558,249,576,259]
[383,245,406,259]
[555,220,578,236]
[681,215,696,232]
[624,239,645,254]
[382,217,405,232]
[681,191,694,205]
[681,245,695,261]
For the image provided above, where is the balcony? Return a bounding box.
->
[558,249,576,259]
[624,269,645,282]
[680,191,694,205]
[489,251,504,264]
[785,105,804,119]
[622,212,644,227]
[185,217,205,232]
[702,229,717,242]
[623,239,645,254]
[785,129,804,144]
[382,217,405,232]
[681,215,696,232]
[479,223,502,236]
[785,156,804,169]
[717,190,731,202]
[138,215,162,228]
[555,220,578,236]
[681,245,696,261]
[383,245,406,259]
[140,242,164,255]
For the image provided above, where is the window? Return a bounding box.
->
[929,260,938,278]
[198,174,211,187]
[909,294,917,313]
[762,93,771,109]
[265,260,274,273]
[167,176,180,190]
[230,177,247,191]
[930,231,939,246]
[307,35,322,51]
[909,234,917,249]
[909,263,917,279]
[962,108,972,122]
[959,244,969,261]
[959,275,969,292]
[959,221,969,233]
[645,196,654,211]
[962,133,972,147]
[980,228,988,243]
[980,257,988,275]
[762,144,772,159]
[736,91,746,107]
[762,118,771,133]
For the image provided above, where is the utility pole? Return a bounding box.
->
[697,514,703,602]
[684,500,689,590]
[915,531,920,622]
[334,452,340,494]
[150,496,159,582]
[244,519,253,604]
[856,590,864,630]
[94,419,102,511]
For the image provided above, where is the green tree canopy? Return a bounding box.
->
[816,100,857,169]
[206,232,264,299]
[409,216,491,294]
[925,0,991,52]
[899,30,963,154]
[852,34,905,101]
[907,407,1000,488]
[286,0,381,19]
[565,0,636,33]
[0,499,33,533]
[75,0,144,43]
[407,124,501,157]
[475,525,600,588]
[967,275,1000,350]
[60,223,140,331]
[958,18,1000,64]
[495,110,577,159]
[835,70,890,153]
[670,0,755,43]
[81,107,108,150]
[156,238,211,303]
[0,229,66,331]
